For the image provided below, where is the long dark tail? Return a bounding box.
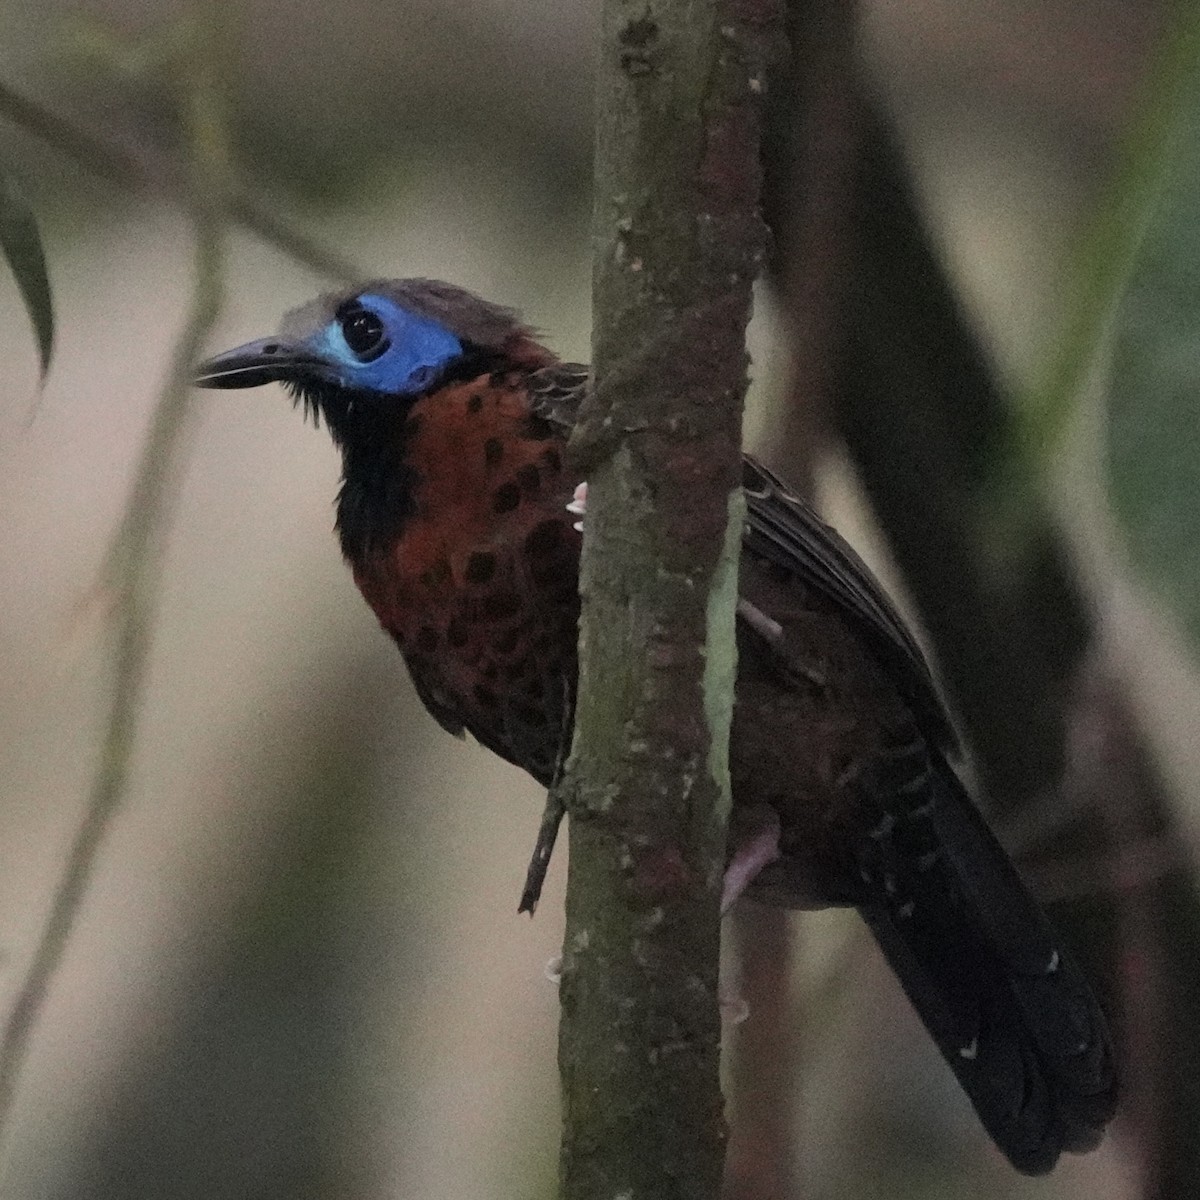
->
[858,764,1116,1175]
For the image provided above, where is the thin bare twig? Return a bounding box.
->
[724,906,799,1200]
[0,9,230,1162]
[0,78,359,283]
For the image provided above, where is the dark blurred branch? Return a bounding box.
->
[759,0,858,495]
[832,109,1097,819]
[828,107,1200,1197]
[0,79,359,283]
[764,17,1200,1188]
[0,8,230,1167]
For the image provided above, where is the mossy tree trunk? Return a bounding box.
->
[554,1,781,1198]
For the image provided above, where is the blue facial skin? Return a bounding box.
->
[314,293,463,396]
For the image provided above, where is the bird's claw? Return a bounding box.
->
[721,807,782,915]
[566,481,587,531]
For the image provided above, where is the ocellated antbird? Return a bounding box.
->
[195,279,1116,1173]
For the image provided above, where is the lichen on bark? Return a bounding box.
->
[553,1,781,1197]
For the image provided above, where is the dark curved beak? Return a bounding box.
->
[193,337,327,389]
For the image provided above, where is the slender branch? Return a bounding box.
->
[723,906,798,1200]
[0,9,230,1161]
[554,0,781,1196]
[226,192,358,283]
[0,78,359,283]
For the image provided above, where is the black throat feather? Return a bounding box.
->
[289,345,514,565]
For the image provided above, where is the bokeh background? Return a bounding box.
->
[0,0,1197,1197]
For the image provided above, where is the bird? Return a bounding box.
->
[194,277,1116,1174]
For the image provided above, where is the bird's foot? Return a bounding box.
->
[722,806,782,915]
[566,481,587,531]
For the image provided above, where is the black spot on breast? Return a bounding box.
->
[540,447,562,474]
[467,393,484,413]
[419,557,453,590]
[493,482,521,513]
[447,617,469,648]
[516,464,541,496]
[465,552,497,585]
[535,537,581,590]
[525,519,564,559]
[480,591,521,621]
[473,684,499,708]
[484,437,503,467]
[494,626,521,654]
[528,556,559,590]
[523,415,555,441]
[416,626,439,653]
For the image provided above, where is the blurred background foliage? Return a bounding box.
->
[0,0,1198,1197]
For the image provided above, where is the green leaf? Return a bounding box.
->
[1107,11,1200,649]
[1027,8,1199,457]
[0,170,54,376]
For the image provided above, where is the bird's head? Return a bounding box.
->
[193,278,542,442]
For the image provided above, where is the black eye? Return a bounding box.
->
[338,304,387,360]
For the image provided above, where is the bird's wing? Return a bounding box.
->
[741,456,957,753]
[528,362,589,429]
[527,365,956,752]
[859,760,1117,1173]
